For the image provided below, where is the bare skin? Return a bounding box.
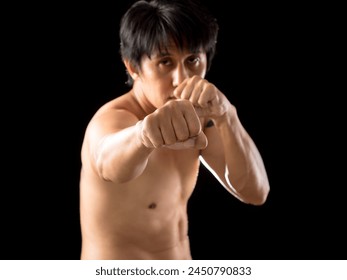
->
[79,47,270,259]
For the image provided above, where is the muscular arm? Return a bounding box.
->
[201,104,270,205]
[174,75,270,205]
[83,109,153,183]
[83,99,207,184]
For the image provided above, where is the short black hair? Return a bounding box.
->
[119,0,219,86]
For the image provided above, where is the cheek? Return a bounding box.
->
[199,67,207,78]
[196,63,207,77]
[193,69,206,79]
[140,81,166,107]
[145,73,172,91]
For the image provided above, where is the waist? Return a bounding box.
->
[81,234,191,260]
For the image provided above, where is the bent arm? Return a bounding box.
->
[201,104,270,205]
[83,109,153,183]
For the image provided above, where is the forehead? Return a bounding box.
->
[152,37,200,53]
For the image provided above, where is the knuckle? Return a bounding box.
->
[175,129,189,141]
[190,122,201,136]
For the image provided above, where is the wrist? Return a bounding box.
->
[135,120,154,151]
[212,103,237,127]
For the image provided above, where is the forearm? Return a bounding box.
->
[93,123,153,183]
[214,106,270,205]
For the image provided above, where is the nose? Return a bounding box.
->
[172,63,189,87]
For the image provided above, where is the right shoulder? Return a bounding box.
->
[82,94,138,140]
[81,96,140,159]
[88,106,139,136]
[94,91,144,120]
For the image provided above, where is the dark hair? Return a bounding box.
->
[119,0,219,86]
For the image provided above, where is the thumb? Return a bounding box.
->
[165,132,208,150]
[193,131,208,150]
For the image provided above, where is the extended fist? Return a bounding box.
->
[136,99,208,150]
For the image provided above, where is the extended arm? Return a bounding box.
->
[83,109,153,183]
[83,99,209,184]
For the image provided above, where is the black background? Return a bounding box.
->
[1,1,345,260]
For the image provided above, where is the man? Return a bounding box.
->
[79,0,270,260]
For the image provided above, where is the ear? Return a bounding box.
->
[123,59,139,80]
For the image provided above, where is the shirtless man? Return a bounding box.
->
[79,0,270,260]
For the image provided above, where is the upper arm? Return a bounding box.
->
[82,108,139,167]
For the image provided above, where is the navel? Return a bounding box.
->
[148,202,157,209]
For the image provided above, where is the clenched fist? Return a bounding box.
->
[173,75,229,121]
[136,99,208,150]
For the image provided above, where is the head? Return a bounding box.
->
[119,0,219,87]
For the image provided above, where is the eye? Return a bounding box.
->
[158,58,172,66]
[187,56,200,65]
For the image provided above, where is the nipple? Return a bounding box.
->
[148,203,157,209]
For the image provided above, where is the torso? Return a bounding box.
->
[79,93,203,260]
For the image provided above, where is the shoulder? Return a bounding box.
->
[84,92,140,137]
[95,91,145,120]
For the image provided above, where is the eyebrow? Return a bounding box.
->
[152,49,202,59]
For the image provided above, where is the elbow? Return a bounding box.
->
[251,189,269,205]
[95,157,146,184]
[94,147,133,184]
[96,167,133,184]
[226,165,270,206]
[95,158,115,183]
[249,182,270,206]
[95,155,124,184]
[234,177,270,206]
[246,168,270,205]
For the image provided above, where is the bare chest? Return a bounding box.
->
[127,148,201,207]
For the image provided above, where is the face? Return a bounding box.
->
[132,45,207,113]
